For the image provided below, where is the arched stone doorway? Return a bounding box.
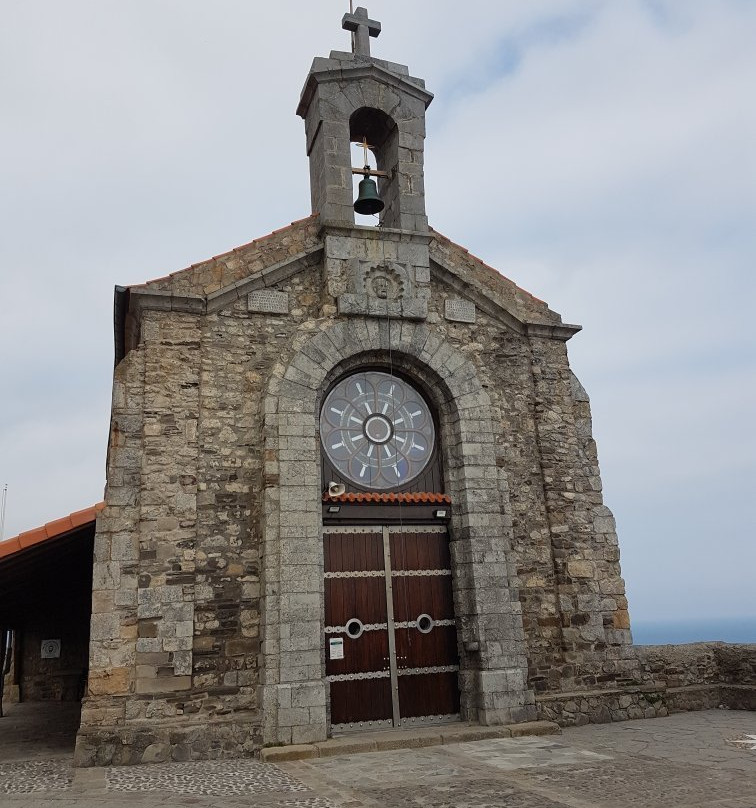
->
[260,318,536,746]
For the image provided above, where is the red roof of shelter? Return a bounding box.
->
[0,503,105,561]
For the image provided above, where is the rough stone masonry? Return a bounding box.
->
[75,9,648,766]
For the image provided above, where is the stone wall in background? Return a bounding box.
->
[637,642,756,712]
[537,642,756,726]
[18,624,89,702]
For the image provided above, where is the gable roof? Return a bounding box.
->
[114,218,580,363]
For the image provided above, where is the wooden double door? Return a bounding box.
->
[324,525,460,730]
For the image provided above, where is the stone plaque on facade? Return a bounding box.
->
[444,298,476,323]
[248,290,289,315]
[41,639,61,659]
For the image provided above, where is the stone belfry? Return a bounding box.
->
[297,6,434,325]
[300,6,430,231]
[75,7,638,766]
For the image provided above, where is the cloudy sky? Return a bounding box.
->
[1,1,754,634]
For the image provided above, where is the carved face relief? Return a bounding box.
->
[365,265,405,300]
[371,275,390,299]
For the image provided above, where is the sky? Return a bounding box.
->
[1,1,754,632]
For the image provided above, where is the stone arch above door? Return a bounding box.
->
[259,318,536,746]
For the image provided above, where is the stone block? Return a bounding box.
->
[260,744,318,762]
[90,612,121,641]
[136,675,192,695]
[141,743,170,764]
[88,667,131,696]
[613,609,631,629]
[290,683,327,709]
[92,562,120,591]
[136,638,162,653]
[277,707,310,728]
[172,650,193,675]
[292,721,327,745]
[567,561,594,578]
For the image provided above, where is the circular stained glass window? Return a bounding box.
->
[320,371,435,490]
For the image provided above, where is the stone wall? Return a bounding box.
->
[76,218,637,764]
[637,642,756,712]
[17,623,89,702]
[536,642,756,726]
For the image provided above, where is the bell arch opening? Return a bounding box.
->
[349,107,400,228]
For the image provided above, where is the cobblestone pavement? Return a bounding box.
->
[0,710,754,807]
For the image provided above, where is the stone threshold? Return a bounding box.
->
[260,720,560,762]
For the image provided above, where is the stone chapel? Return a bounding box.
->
[74,8,639,765]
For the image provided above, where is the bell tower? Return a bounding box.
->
[297,6,433,232]
[297,8,434,322]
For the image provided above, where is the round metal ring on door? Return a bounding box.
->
[345,618,365,639]
[416,614,434,634]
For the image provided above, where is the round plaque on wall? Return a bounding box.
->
[320,371,435,490]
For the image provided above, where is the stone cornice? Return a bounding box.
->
[525,322,582,341]
[430,255,581,341]
[319,220,431,244]
[297,61,434,118]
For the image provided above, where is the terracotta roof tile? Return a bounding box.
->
[322,492,451,505]
[0,502,105,561]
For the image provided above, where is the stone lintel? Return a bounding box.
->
[320,220,432,245]
[337,293,427,320]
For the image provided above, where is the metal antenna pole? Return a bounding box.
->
[0,484,7,542]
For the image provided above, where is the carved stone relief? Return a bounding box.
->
[337,259,427,320]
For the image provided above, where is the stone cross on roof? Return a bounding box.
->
[342,6,381,57]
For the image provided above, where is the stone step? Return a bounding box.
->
[260,720,560,762]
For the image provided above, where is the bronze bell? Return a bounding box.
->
[354,173,384,215]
